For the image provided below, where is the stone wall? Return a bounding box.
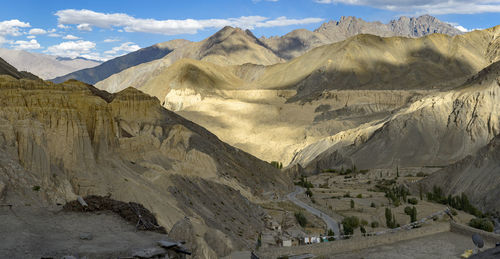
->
[450,221,500,244]
[257,223,450,258]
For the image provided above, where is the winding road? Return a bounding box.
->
[287,186,340,236]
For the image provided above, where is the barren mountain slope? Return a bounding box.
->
[96,26,499,166]
[415,62,500,213]
[96,26,283,93]
[0,71,291,257]
[417,133,500,213]
[293,59,500,173]
[0,57,39,80]
[0,48,101,80]
[51,39,190,84]
[261,15,463,59]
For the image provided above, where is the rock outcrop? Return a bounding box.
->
[293,59,500,172]
[0,70,291,257]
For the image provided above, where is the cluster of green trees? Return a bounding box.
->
[404,206,418,222]
[341,216,374,236]
[271,161,283,169]
[322,164,370,175]
[385,208,399,228]
[342,216,360,235]
[384,185,410,206]
[295,176,314,188]
[469,218,494,232]
[426,186,482,217]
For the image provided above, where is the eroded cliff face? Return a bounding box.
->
[0,76,292,258]
[293,61,500,172]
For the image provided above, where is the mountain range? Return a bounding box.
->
[261,14,463,59]
[51,15,463,87]
[0,48,101,80]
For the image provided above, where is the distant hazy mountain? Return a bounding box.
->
[0,48,100,80]
[51,39,190,84]
[0,57,39,80]
[261,15,464,59]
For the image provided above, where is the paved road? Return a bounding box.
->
[287,186,340,236]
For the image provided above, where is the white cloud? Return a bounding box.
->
[55,9,323,35]
[29,28,47,35]
[27,35,36,39]
[45,40,96,58]
[77,23,92,31]
[104,42,140,55]
[0,19,30,37]
[48,33,62,37]
[63,34,80,40]
[57,24,69,29]
[314,0,500,15]
[0,36,11,46]
[103,38,120,43]
[12,39,41,50]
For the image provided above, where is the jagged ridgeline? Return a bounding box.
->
[0,59,292,257]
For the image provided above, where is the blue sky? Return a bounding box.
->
[0,0,498,61]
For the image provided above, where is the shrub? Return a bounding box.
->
[469,218,494,232]
[350,199,355,209]
[416,172,427,177]
[360,225,366,235]
[32,185,40,191]
[356,194,363,198]
[370,202,376,208]
[361,219,368,226]
[294,212,307,227]
[408,198,418,205]
[344,192,351,198]
[451,209,458,216]
[371,221,379,228]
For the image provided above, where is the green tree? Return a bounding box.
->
[294,212,307,227]
[404,206,417,222]
[385,208,397,228]
[350,199,355,209]
[306,187,313,198]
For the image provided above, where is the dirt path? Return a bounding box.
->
[287,186,340,236]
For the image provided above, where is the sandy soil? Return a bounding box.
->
[0,205,168,258]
